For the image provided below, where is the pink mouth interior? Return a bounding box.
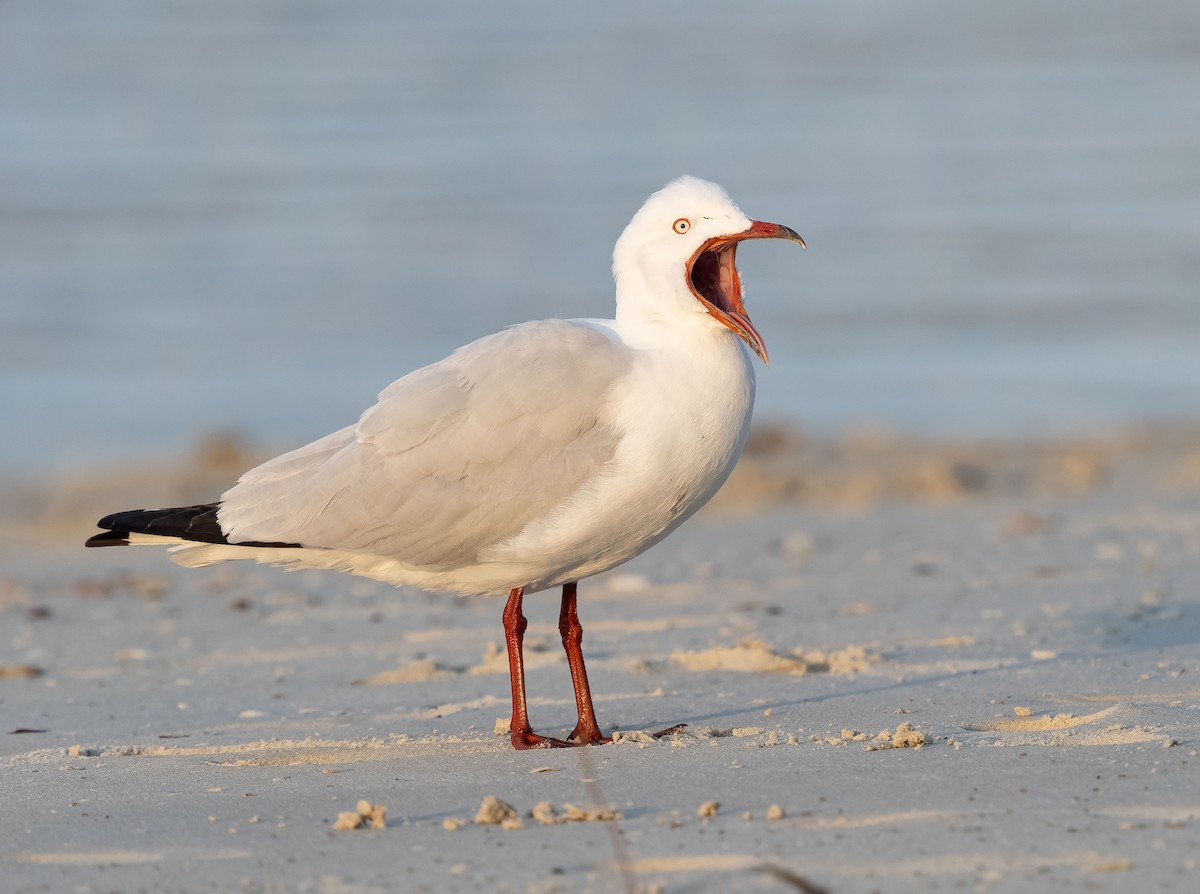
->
[688,241,741,316]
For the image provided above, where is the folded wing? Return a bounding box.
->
[217,320,631,571]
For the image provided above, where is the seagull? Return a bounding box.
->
[86,176,806,749]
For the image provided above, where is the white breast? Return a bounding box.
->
[486,320,756,592]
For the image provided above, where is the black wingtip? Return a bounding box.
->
[89,504,227,546]
[85,530,131,547]
[86,503,303,550]
[96,512,127,530]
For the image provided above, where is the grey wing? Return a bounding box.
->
[218,320,631,570]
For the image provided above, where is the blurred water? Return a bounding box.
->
[2,0,1198,472]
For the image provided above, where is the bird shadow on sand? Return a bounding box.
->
[648,598,1200,732]
[649,655,1093,732]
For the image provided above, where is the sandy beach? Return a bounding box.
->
[4,1,1198,890]
[2,425,1198,893]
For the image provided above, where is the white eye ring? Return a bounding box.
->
[673,218,691,234]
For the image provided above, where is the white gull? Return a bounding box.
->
[87,175,806,748]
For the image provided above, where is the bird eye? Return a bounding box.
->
[673,218,691,234]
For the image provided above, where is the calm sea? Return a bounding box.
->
[2,0,1198,472]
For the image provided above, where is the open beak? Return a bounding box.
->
[685,220,806,363]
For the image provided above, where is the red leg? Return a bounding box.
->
[503,584,683,748]
[502,586,574,749]
[559,582,610,744]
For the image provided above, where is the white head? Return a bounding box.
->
[612,176,804,362]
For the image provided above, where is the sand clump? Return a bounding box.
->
[964,706,1118,733]
[471,797,620,830]
[474,796,523,830]
[0,665,44,679]
[961,705,1168,746]
[531,801,621,825]
[672,637,871,676]
[355,658,451,685]
[862,722,927,751]
[332,800,387,830]
[611,729,659,745]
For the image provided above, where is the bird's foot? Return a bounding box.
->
[509,724,682,749]
[510,728,583,749]
[509,723,614,749]
[567,723,611,746]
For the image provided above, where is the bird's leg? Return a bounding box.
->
[559,582,610,744]
[502,586,574,749]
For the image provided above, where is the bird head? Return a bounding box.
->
[612,176,805,363]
